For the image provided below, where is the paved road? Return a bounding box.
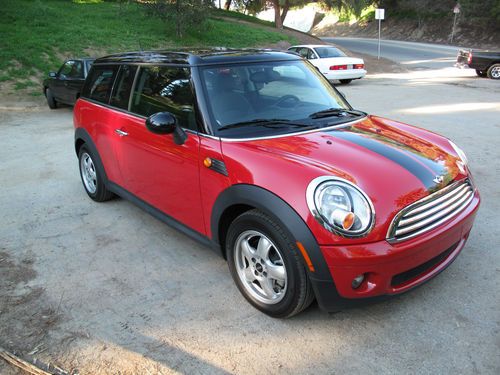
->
[322,37,462,69]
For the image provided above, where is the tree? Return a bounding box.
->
[270,0,283,28]
[144,0,212,38]
[269,0,313,28]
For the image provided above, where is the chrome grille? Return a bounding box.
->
[387,179,474,242]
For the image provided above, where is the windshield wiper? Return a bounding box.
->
[309,108,366,119]
[218,118,317,132]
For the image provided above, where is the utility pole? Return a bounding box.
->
[375,9,385,59]
[451,3,460,44]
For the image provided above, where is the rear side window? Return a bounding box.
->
[130,66,196,130]
[82,65,118,104]
[110,65,137,110]
[315,47,346,58]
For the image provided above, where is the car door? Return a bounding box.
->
[80,64,123,185]
[52,60,74,101]
[111,65,205,234]
[63,60,86,104]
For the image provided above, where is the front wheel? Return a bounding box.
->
[487,64,500,79]
[226,209,314,318]
[339,79,352,84]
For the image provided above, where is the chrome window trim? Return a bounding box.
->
[305,175,376,238]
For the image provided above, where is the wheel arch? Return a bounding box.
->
[74,128,109,185]
[211,184,332,281]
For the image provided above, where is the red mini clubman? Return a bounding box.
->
[73,49,480,318]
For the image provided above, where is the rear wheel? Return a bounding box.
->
[46,88,57,109]
[226,209,314,318]
[339,79,352,84]
[487,64,500,79]
[78,145,114,202]
[475,69,487,77]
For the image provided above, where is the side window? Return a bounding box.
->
[307,49,317,60]
[298,48,309,59]
[58,61,73,77]
[130,66,196,131]
[110,65,137,110]
[82,65,118,104]
[59,60,84,79]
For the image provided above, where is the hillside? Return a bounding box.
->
[312,1,500,49]
[0,0,299,98]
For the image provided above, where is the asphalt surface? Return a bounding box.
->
[1,70,499,374]
[322,37,463,69]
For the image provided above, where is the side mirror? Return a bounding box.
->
[146,112,187,145]
[49,72,57,78]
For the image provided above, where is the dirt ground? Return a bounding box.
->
[1,61,499,374]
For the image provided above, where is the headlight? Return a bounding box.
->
[306,176,375,238]
[448,140,468,165]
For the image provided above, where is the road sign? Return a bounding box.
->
[375,9,385,20]
[375,9,385,59]
[453,4,460,14]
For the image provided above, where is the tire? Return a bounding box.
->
[78,145,114,202]
[487,63,500,79]
[46,88,57,109]
[339,79,352,84]
[226,209,314,318]
[475,69,487,77]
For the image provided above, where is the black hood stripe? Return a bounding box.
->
[326,130,444,190]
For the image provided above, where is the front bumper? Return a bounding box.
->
[311,190,480,311]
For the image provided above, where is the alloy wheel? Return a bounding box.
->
[234,230,287,304]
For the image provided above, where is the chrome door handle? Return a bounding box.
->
[115,129,128,137]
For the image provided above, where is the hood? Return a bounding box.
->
[221,116,467,243]
[249,116,463,192]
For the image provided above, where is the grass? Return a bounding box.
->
[0,0,296,95]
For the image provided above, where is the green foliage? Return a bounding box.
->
[460,0,500,23]
[143,0,212,38]
[376,0,500,24]
[0,0,295,94]
[231,0,266,15]
[323,0,374,18]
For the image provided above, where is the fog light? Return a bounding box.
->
[352,274,365,289]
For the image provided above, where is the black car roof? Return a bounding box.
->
[92,48,301,66]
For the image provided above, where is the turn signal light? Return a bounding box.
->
[203,157,212,168]
[467,52,472,64]
[354,64,364,69]
[331,209,356,230]
[330,65,348,70]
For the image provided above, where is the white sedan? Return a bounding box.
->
[288,45,366,84]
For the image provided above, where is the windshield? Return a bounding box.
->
[314,47,346,58]
[200,60,354,137]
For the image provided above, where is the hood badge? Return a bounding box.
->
[433,175,445,184]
